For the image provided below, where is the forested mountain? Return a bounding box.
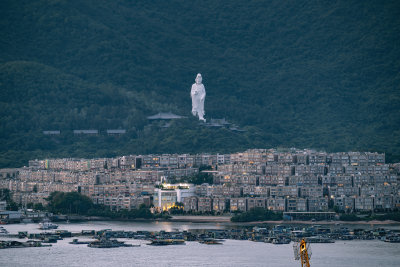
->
[1,0,399,167]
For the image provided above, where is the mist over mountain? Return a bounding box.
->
[1,0,399,167]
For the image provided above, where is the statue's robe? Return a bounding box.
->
[191,83,206,119]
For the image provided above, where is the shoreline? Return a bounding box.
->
[169,216,400,225]
[170,215,232,223]
[47,214,400,225]
[242,219,400,225]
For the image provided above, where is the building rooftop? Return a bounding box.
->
[147,112,186,120]
[43,130,60,135]
[73,130,98,134]
[106,129,126,134]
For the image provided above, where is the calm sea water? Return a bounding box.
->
[1,221,400,267]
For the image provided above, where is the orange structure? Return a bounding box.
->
[293,238,311,267]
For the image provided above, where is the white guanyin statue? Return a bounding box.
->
[190,73,206,122]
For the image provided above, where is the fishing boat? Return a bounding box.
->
[199,239,223,245]
[384,235,400,243]
[39,220,58,230]
[272,237,291,245]
[69,239,91,245]
[88,237,137,248]
[0,226,9,235]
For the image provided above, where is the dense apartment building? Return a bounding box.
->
[0,149,398,213]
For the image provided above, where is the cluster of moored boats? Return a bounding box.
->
[250,225,400,244]
[0,240,52,249]
[1,224,399,249]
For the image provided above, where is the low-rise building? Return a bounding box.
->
[198,197,213,213]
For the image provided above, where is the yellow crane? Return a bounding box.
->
[293,238,311,267]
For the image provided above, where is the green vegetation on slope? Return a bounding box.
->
[1,0,400,167]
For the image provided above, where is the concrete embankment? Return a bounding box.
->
[235,219,400,225]
[170,215,232,223]
[170,216,400,225]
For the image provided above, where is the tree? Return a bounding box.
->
[333,205,340,213]
[169,202,185,214]
[339,214,360,221]
[7,201,19,211]
[0,189,12,202]
[46,191,93,215]
[186,166,214,185]
[34,203,45,211]
[0,189,18,211]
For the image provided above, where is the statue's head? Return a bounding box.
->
[195,73,202,84]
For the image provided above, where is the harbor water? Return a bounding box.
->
[1,221,400,267]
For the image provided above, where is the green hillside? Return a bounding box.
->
[1,0,400,167]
